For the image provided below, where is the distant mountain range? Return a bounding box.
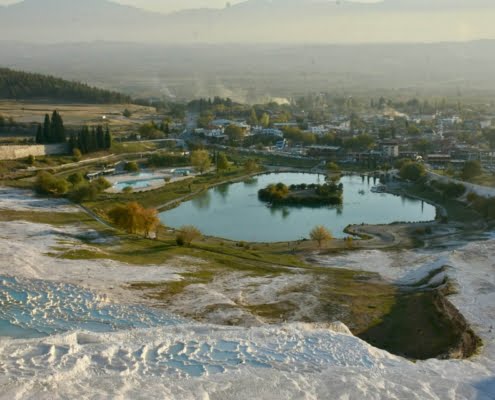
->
[0,0,494,43]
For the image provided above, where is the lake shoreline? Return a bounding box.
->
[160,171,437,244]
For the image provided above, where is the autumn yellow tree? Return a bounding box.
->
[310,225,333,248]
[176,225,202,246]
[108,202,161,238]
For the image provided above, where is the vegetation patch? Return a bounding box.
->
[258,182,343,206]
[359,290,481,360]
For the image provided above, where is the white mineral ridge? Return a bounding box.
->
[0,187,78,213]
[0,189,494,399]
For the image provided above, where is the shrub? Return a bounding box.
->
[244,159,260,174]
[122,186,133,194]
[124,161,140,173]
[148,153,189,168]
[461,160,482,180]
[92,177,111,192]
[69,183,99,202]
[67,172,85,186]
[399,161,426,182]
[431,180,466,198]
[176,225,202,245]
[466,192,478,203]
[35,171,69,196]
[73,148,82,162]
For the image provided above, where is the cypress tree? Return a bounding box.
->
[43,114,51,143]
[35,124,43,144]
[96,125,105,150]
[51,111,66,143]
[69,131,76,151]
[79,126,89,154]
[104,126,112,150]
[89,127,97,152]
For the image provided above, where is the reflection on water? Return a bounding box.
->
[243,177,258,186]
[215,183,230,200]
[161,173,437,242]
[192,191,211,210]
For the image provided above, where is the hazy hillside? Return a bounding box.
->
[1,41,495,101]
[0,0,494,43]
[0,67,131,103]
[1,0,495,101]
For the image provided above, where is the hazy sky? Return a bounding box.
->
[0,0,381,14]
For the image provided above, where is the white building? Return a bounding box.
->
[308,125,329,136]
[380,141,400,158]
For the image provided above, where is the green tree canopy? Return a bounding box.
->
[400,161,426,182]
[191,150,211,174]
[461,160,482,180]
[225,125,245,143]
[217,152,230,172]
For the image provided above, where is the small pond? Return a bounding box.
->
[160,173,436,242]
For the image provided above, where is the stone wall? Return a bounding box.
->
[0,144,69,160]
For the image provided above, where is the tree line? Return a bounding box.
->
[35,111,66,144]
[0,68,131,104]
[69,125,112,154]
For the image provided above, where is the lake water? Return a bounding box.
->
[160,173,436,242]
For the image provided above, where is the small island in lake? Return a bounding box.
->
[258,182,343,206]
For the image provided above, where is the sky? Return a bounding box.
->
[0,0,381,14]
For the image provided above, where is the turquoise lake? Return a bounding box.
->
[160,173,437,242]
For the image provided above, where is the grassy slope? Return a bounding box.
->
[0,158,481,359]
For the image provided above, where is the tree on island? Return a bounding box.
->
[310,225,333,248]
[191,150,211,174]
